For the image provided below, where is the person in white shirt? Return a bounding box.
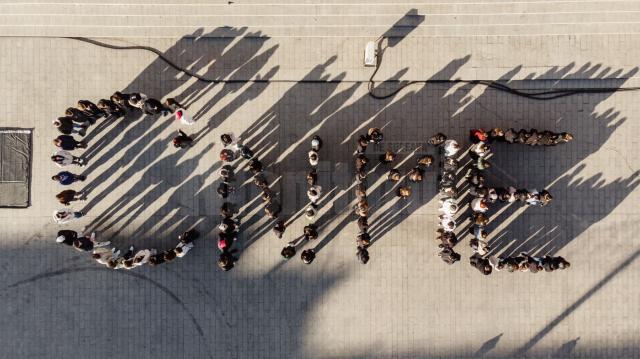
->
[53,208,84,224]
[175,242,194,258]
[439,198,458,216]
[308,150,319,167]
[133,249,154,266]
[440,218,456,232]
[471,198,489,213]
[311,135,322,151]
[443,140,460,157]
[307,185,322,204]
[92,247,120,266]
[304,205,317,220]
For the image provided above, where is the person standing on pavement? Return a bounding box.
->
[51,150,85,167]
[55,189,85,206]
[53,208,84,224]
[53,135,87,151]
[52,171,85,185]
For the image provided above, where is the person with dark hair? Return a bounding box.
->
[408,167,425,183]
[428,133,447,146]
[265,199,281,219]
[303,224,319,240]
[52,171,85,186]
[281,245,296,259]
[273,220,286,239]
[175,241,194,258]
[356,231,371,248]
[438,231,457,247]
[54,135,86,151]
[216,182,235,199]
[355,199,369,217]
[387,169,401,182]
[379,150,395,165]
[538,130,555,146]
[473,213,489,227]
[164,249,178,263]
[111,91,134,111]
[65,107,93,125]
[220,165,235,183]
[469,128,488,144]
[525,129,541,146]
[220,133,235,147]
[308,150,319,167]
[356,135,369,153]
[442,157,458,172]
[240,146,254,160]
[56,189,85,206]
[220,202,236,218]
[179,229,199,244]
[306,168,317,186]
[172,130,193,148]
[476,158,491,170]
[55,229,78,246]
[355,154,369,173]
[93,247,120,266]
[367,128,383,144]
[163,98,186,114]
[443,139,461,157]
[552,132,574,145]
[51,150,84,167]
[249,159,263,174]
[552,256,571,269]
[357,216,369,232]
[77,100,104,118]
[307,185,322,204]
[220,149,235,162]
[218,250,238,271]
[73,232,110,252]
[417,155,434,168]
[97,99,125,118]
[301,249,316,264]
[311,135,323,152]
[53,117,86,136]
[488,128,505,143]
[514,189,529,202]
[503,128,517,144]
[149,251,167,266]
[438,245,461,265]
[397,186,412,199]
[357,247,370,264]
[470,253,492,275]
[355,183,367,200]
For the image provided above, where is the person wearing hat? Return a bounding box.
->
[55,230,78,246]
[311,135,323,151]
[172,130,193,148]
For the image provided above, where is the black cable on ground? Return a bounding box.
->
[67,36,640,101]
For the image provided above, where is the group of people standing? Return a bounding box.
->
[279,136,324,263]
[474,127,573,146]
[352,128,386,264]
[51,92,198,269]
[432,134,463,265]
[466,128,567,275]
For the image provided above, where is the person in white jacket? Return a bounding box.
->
[175,242,194,258]
[307,185,322,204]
[51,150,84,167]
[471,198,489,213]
[53,208,84,224]
[443,139,460,157]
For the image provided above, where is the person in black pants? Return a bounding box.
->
[172,130,193,148]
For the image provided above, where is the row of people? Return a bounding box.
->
[471,252,570,275]
[471,128,574,146]
[434,134,463,264]
[55,229,197,268]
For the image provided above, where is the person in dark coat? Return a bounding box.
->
[56,189,84,206]
[273,220,286,239]
[97,99,125,118]
[54,135,86,150]
[172,130,193,148]
[470,253,492,275]
[53,117,86,136]
[55,230,78,246]
[52,171,85,185]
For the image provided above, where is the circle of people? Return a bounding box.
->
[51,92,202,269]
[434,128,572,275]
